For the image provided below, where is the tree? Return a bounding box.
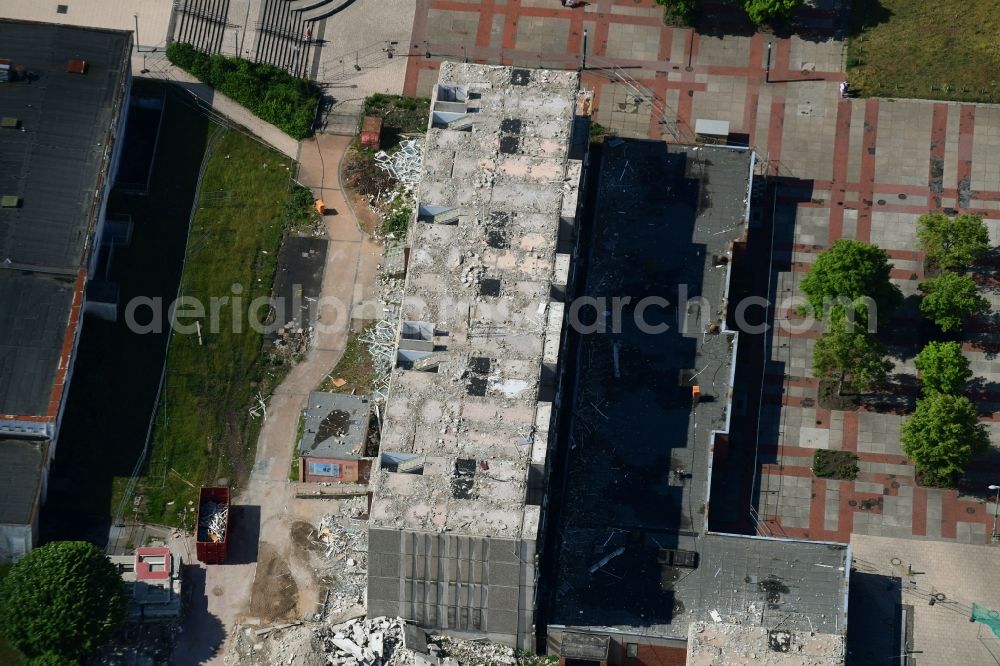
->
[812,313,892,395]
[916,212,991,271]
[744,0,804,25]
[800,239,903,325]
[901,393,990,486]
[914,341,972,395]
[0,541,126,661]
[919,272,989,333]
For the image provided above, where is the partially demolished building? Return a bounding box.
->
[368,62,850,663]
[367,62,587,649]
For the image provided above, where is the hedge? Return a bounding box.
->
[166,42,320,140]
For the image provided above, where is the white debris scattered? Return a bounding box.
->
[373,140,422,194]
[198,501,228,543]
[228,615,547,666]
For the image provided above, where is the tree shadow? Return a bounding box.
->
[859,373,918,414]
[846,0,893,39]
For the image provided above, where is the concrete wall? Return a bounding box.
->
[547,628,688,666]
[0,522,35,564]
[368,528,537,650]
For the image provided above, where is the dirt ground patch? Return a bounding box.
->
[249,544,298,621]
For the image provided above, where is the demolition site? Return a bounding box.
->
[365,62,849,665]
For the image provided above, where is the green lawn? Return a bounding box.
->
[125,128,300,526]
[848,0,1000,103]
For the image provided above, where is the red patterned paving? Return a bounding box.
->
[957,104,976,193]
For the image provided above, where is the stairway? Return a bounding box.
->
[172,0,232,54]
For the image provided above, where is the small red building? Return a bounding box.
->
[360,116,383,150]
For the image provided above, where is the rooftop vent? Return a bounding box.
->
[1,117,19,129]
[57,4,69,14]
[1,196,21,208]
[66,59,87,75]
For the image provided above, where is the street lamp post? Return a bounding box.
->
[989,484,1000,541]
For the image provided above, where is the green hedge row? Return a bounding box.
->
[166,42,320,140]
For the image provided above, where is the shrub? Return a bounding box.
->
[166,42,320,140]
[812,450,859,480]
[655,0,699,25]
[381,195,412,239]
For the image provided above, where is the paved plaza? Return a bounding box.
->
[405,0,1000,545]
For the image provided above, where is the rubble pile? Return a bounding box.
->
[432,636,517,666]
[273,323,312,360]
[316,497,369,619]
[373,140,422,195]
[198,501,228,543]
[226,615,547,666]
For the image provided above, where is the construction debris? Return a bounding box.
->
[227,615,543,666]
[314,497,369,619]
[198,501,228,543]
[373,140,422,195]
[360,317,398,404]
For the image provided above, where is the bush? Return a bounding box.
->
[0,542,126,661]
[812,450,859,480]
[166,42,320,140]
[655,0,699,24]
[744,0,804,25]
[381,195,412,239]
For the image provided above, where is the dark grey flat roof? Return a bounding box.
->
[0,271,77,416]
[0,20,130,418]
[0,20,130,271]
[0,439,47,524]
[298,392,371,459]
[549,141,848,641]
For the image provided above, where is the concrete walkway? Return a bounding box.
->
[135,49,301,159]
[171,135,381,665]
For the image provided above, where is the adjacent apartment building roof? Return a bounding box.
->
[0,20,131,422]
[546,141,849,645]
[370,62,582,542]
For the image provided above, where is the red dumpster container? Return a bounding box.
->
[195,486,231,564]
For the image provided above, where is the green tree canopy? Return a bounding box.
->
[919,272,989,333]
[800,239,903,325]
[916,212,991,271]
[901,393,990,486]
[812,313,892,395]
[915,341,972,395]
[744,0,804,25]
[0,542,126,661]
